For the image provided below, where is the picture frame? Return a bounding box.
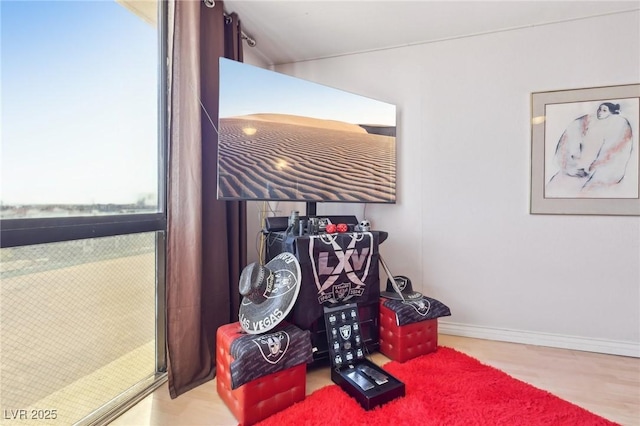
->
[530,84,640,216]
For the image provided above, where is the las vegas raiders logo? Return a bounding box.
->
[396,276,409,292]
[339,324,352,340]
[403,298,431,316]
[333,282,350,300]
[253,331,290,364]
[309,233,374,304]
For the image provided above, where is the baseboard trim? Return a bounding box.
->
[438,321,640,358]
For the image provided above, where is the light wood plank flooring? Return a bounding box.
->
[110,335,640,426]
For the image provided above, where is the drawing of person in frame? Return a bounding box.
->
[545,98,639,199]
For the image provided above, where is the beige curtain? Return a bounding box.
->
[166,0,246,398]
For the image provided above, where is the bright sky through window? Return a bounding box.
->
[1,1,157,206]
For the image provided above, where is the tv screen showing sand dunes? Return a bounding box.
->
[217,58,397,203]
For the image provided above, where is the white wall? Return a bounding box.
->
[271,11,640,356]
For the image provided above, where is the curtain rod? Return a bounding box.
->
[203,0,257,47]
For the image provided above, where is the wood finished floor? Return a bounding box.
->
[110,335,640,426]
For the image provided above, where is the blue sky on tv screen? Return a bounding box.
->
[219,58,396,127]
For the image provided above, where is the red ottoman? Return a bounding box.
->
[216,322,310,425]
[379,298,438,363]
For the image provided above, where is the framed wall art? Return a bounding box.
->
[530,84,640,215]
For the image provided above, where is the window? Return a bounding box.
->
[0,1,167,424]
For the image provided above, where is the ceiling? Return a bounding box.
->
[222,1,640,66]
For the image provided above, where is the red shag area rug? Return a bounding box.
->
[257,347,617,426]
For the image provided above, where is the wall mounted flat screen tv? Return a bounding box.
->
[217,57,397,204]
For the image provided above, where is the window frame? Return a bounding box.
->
[0,0,169,403]
[0,214,167,248]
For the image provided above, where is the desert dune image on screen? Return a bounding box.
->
[217,58,397,203]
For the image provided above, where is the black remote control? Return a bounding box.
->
[357,365,388,385]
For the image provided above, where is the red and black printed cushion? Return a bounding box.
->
[228,323,313,389]
[382,296,451,326]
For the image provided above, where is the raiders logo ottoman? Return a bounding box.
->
[216,322,313,425]
[379,295,452,363]
[378,275,452,363]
